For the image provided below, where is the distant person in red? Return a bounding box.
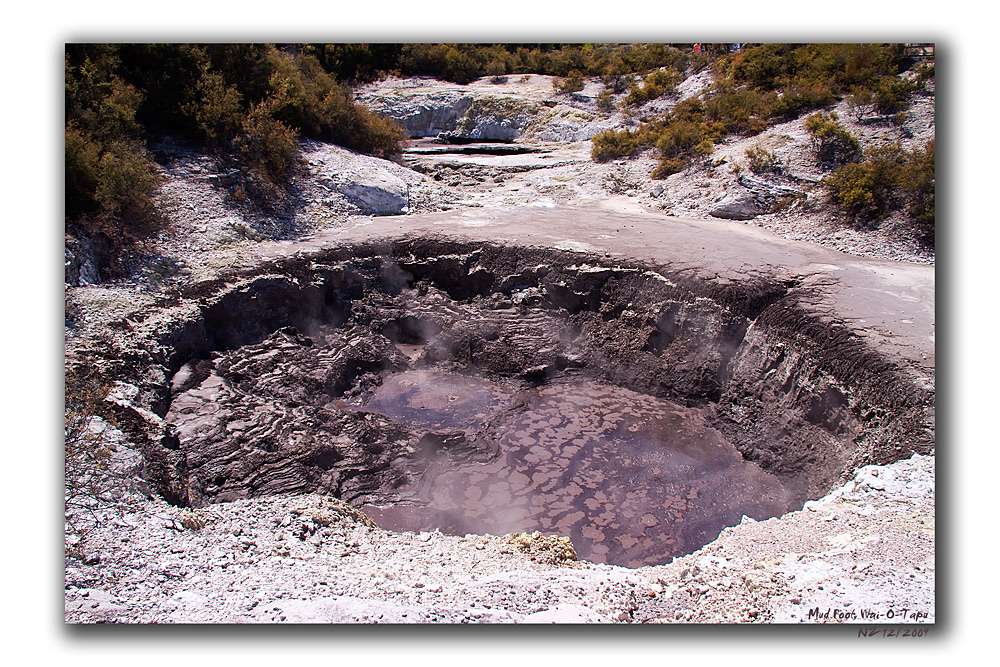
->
[693,43,702,54]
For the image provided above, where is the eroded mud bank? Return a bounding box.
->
[68,238,934,565]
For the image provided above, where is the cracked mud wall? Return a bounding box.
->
[718,295,934,500]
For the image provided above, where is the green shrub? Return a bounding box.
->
[485,57,508,82]
[328,101,406,157]
[768,80,837,119]
[65,125,102,220]
[823,140,934,244]
[587,43,920,183]
[549,48,587,77]
[824,146,902,220]
[591,94,724,175]
[805,112,861,168]
[395,43,689,85]
[234,99,299,181]
[94,139,164,241]
[186,66,243,144]
[65,46,145,141]
[396,43,511,84]
[591,128,643,161]
[872,76,919,116]
[303,43,404,84]
[718,43,908,123]
[623,67,681,105]
[899,139,935,242]
[703,82,769,135]
[654,119,703,158]
[65,48,163,255]
[554,70,585,93]
[693,137,715,155]
[745,144,781,174]
[253,51,404,159]
[651,157,686,179]
[601,57,631,93]
[727,43,903,97]
[914,62,935,83]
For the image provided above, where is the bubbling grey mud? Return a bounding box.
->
[89,238,933,568]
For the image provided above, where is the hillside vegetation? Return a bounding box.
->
[63,43,706,276]
[65,43,936,279]
[65,43,405,274]
[588,43,935,244]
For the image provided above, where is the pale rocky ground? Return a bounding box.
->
[65,66,936,624]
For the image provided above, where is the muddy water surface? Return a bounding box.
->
[360,369,514,431]
[362,374,793,567]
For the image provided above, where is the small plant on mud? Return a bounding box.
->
[596,88,617,112]
[846,85,876,122]
[602,166,643,194]
[805,112,861,169]
[504,531,577,564]
[769,193,807,214]
[745,144,782,174]
[230,185,247,205]
[554,70,585,94]
[485,57,508,84]
[64,368,143,553]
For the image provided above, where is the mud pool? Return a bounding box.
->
[357,371,792,567]
[112,239,932,571]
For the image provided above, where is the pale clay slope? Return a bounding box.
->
[66,68,935,623]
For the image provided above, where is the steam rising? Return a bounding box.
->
[361,376,793,567]
[163,246,853,569]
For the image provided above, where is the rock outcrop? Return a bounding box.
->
[303,142,419,216]
[710,196,769,220]
[358,88,541,143]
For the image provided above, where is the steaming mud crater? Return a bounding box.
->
[64,64,936,620]
[139,239,932,568]
[167,315,791,567]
